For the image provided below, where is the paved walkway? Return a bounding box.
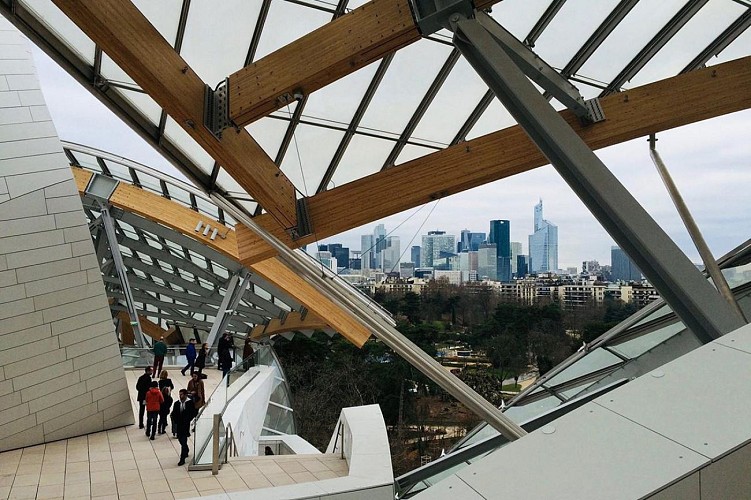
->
[0,367,347,499]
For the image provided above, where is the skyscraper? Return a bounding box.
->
[361,234,374,270]
[611,246,642,282]
[421,231,455,268]
[511,242,522,277]
[381,236,401,273]
[528,200,558,274]
[411,245,421,267]
[478,243,498,281]
[490,220,511,282]
[459,229,486,252]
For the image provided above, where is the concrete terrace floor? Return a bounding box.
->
[0,367,348,499]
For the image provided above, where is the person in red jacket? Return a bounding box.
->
[145,380,164,440]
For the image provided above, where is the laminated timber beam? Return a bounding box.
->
[54,0,298,231]
[72,167,372,347]
[250,311,329,342]
[227,0,501,126]
[236,56,751,264]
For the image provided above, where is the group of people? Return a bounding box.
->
[135,366,207,466]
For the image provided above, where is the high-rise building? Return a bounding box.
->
[373,223,386,270]
[319,243,349,271]
[517,254,529,278]
[361,234,374,270]
[459,229,486,252]
[611,246,642,282]
[490,220,511,282]
[478,243,498,281]
[381,236,401,273]
[511,241,522,276]
[528,200,558,273]
[411,245,421,267]
[421,231,455,268]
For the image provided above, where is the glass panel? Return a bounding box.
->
[465,98,516,141]
[246,115,291,160]
[180,2,262,84]
[305,62,379,125]
[543,348,621,386]
[21,0,96,65]
[503,394,562,423]
[253,2,330,60]
[395,144,439,167]
[488,0,553,40]
[132,0,182,49]
[360,39,453,135]
[330,134,392,188]
[278,124,345,196]
[610,321,686,359]
[163,117,214,176]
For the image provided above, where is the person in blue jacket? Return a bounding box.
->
[181,338,197,376]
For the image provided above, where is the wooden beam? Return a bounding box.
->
[236,56,751,264]
[227,0,502,127]
[251,258,372,347]
[249,311,328,341]
[72,167,372,347]
[55,0,298,230]
[72,167,239,261]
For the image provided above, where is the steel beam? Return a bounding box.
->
[206,272,253,350]
[100,204,146,347]
[450,13,746,342]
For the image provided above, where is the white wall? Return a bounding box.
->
[0,19,132,451]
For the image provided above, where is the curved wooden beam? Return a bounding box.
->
[73,169,372,347]
[250,311,328,341]
[236,56,751,264]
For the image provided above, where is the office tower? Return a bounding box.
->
[490,220,511,282]
[478,243,498,281]
[528,199,558,273]
[582,260,601,275]
[459,229,486,252]
[319,244,349,271]
[421,231,455,268]
[382,236,401,272]
[361,234,374,270]
[611,246,643,281]
[511,241,522,276]
[373,223,386,270]
[517,254,528,278]
[411,245,421,267]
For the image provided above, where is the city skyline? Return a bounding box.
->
[31,46,751,271]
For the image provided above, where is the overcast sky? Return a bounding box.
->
[32,43,751,271]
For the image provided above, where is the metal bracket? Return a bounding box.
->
[584,97,605,124]
[204,78,230,139]
[409,0,475,35]
[289,197,312,240]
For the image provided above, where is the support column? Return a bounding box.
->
[206,271,252,350]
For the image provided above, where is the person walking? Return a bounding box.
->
[158,387,173,435]
[158,370,174,392]
[171,389,197,466]
[152,336,168,375]
[242,337,255,370]
[181,338,197,376]
[218,332,234,378]
[187,372,206,410]
[195,342,208,375]
[145,380,163,440]
[135,366,153,429]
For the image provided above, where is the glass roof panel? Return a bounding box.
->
[132,0,182,50]
[163,116,215,177]
[216,168,253,201]
[20,0,96,65]
[278,124,346,196]
[628,2,746,88]
[713,25,751,65]
[246,114,293,162]
[489,0,552,40]
[253,1,330,61]
[329,134,393,188]
[543,347,621,387]
[359,39,454,135]
[411,57,490,146]
[610,321,687,359]
[395,144,439,166]
[465,98,516,141]
[578,0,686,86]
[179,2,262,84]
[503,394,562,424]
[109,87,163,125]
[305,61,379,126]
[531,0,620,71]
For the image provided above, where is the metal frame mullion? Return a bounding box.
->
[681,8,751,73]
[381,48,461,170]
[450,89,494,145]
[332,0,349,19]
[316,54,394,193]
[244,0,272,67]
[601,0,709,96]
[453,12,746,343]
[523,0,567,48]
[273,94,309,167]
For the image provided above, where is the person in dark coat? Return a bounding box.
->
[217,332,234,378]
[171,389,198,466]
[181,338,197,376]
[135,366,153,429]
[195,343,208,375]
[158,370,174,392]
[158,387,173,435]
